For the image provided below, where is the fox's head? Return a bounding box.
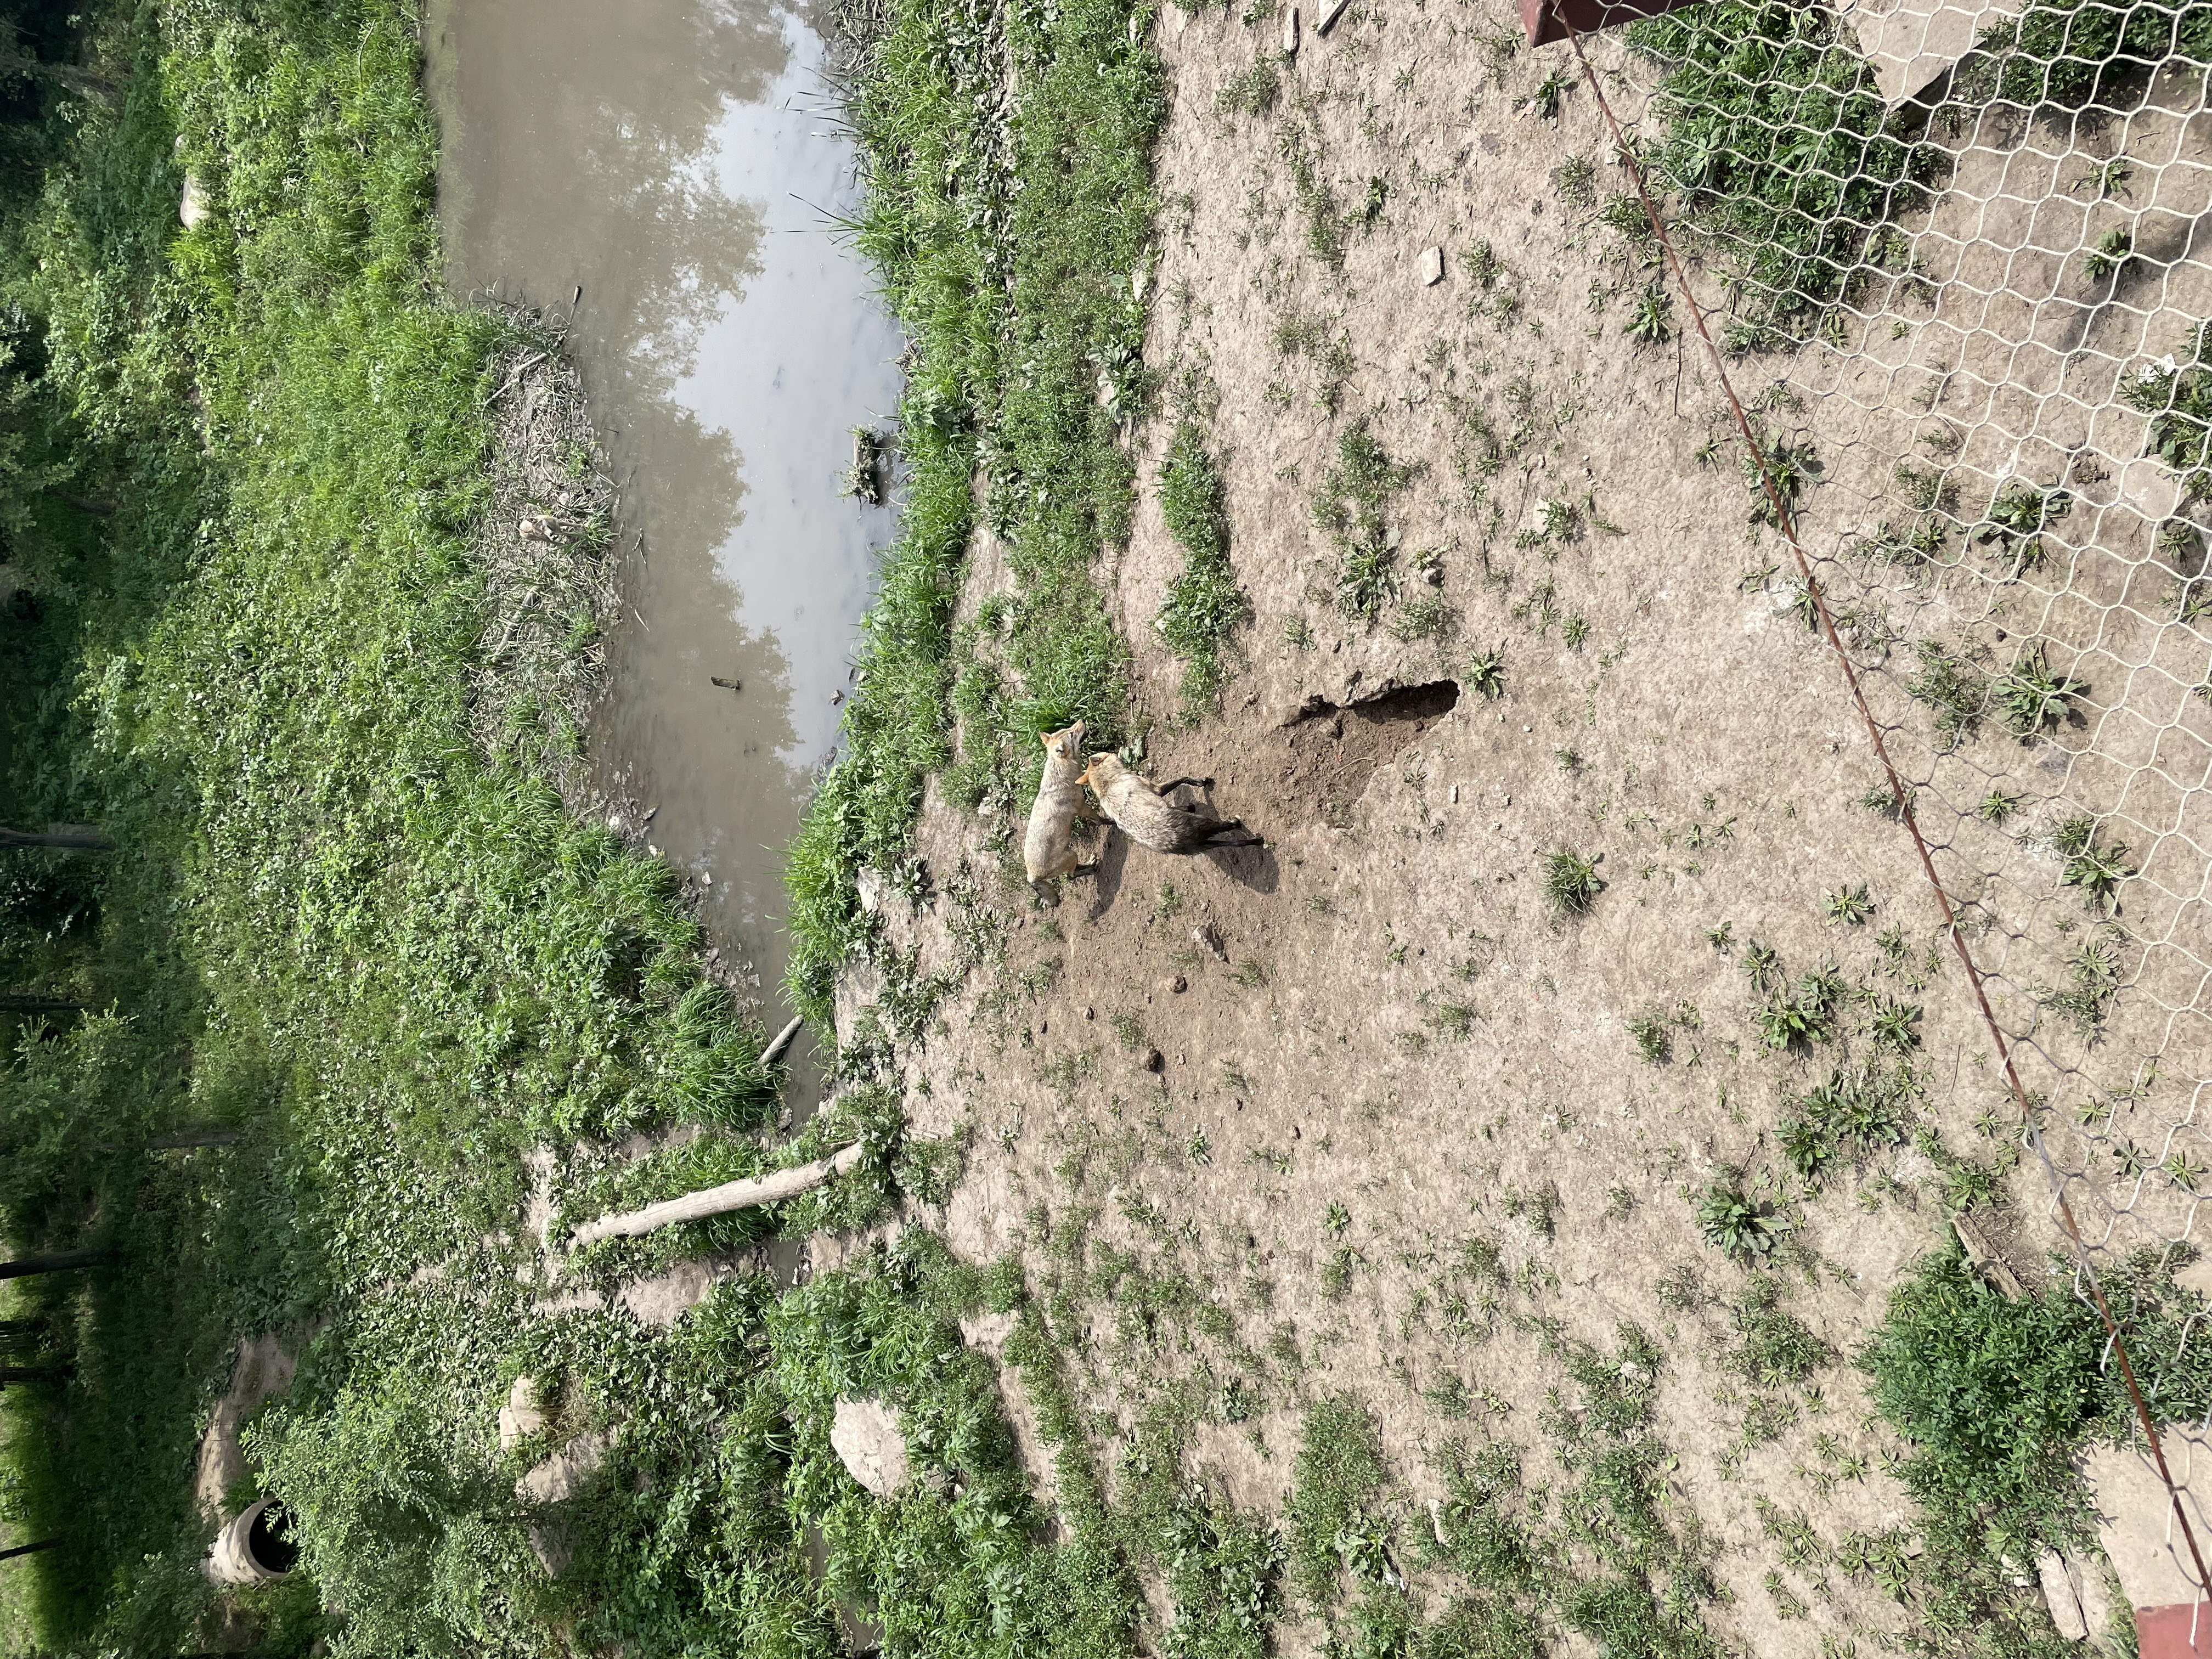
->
[1080,753,1124,794]
[1040,720,1087,765]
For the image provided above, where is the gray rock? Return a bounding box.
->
[831,1397,912,1497]
[2035,1548,2088,1641]
[516,1428,616,1506]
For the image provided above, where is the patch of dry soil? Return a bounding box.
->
[820,4,2209,1653]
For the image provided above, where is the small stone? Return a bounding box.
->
[1283,5,1299,53]
[1193,923,1228,962]
[516,1428,615,1505]
[1422,564,1443,584]
[1168,975,1188,994]
[1142,1048,1165,1072]
[1084,1006,1096,1020]
[180,171,210,230]
[1449,785,1460,804]
[830,1397,912,1497]
[1421,246,1445,286]
[1314,0,1353,31]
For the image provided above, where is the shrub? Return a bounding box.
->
[1629,0,1942,332]
[1860,1246,2107,1543]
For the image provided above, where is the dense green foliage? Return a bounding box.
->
[785,0,1165,1022]
[1629,0,1942,337]
[1951,0,2212,109]
[1863,1244,2212,1558]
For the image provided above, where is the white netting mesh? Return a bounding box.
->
[1569,0,2212,1592]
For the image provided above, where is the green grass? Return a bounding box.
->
[1313,423,1418,628]
[0,4,794,1645]
[1541,847,1604,917]
[1948,0,2212,111]
[1286,1395,1387,1611]
[1156,420,1244,718]
[786,0,1165,1023]
[1628,0,1942,337]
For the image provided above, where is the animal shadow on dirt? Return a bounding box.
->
[1083,823,1133,921]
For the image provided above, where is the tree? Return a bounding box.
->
[0,1249,104,1279]
[0,825,110,850]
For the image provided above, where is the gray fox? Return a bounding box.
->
[1023,721,1096,895]
[1082,754,1264,853]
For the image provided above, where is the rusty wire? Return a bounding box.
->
[1560,14,2212,1612]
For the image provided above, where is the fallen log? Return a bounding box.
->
[759,1014,804,1068]
[568,1142,865,1249]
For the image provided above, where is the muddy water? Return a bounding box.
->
[426,0,901,1062]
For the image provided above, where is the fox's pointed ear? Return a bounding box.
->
[1040,730,1053,747]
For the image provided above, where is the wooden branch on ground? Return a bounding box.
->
[759,1014,803,1068]
[568,1142,864,1249]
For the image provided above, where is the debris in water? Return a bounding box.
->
[844,427,887,505]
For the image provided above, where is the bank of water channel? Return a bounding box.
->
[426,0,902,1098]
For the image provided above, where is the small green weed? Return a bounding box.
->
[2051,816,2132,909]
[1697,1180,1784,1261]
[1542,848,1605,917]
[1627,1009,1672,1065]
[1993,646,2088,736]
[1822,883,1874,926]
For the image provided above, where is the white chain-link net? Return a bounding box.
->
[1568,0,2212,1596]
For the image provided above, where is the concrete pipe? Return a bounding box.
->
[208,1498,298,1585]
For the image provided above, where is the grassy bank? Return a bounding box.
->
[0,0,774,1644]
[783,0,1165,1024]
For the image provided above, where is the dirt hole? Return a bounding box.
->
[1271,679,1460,825]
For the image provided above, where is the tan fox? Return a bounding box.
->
[1082,754,1264,854]
[1023,721,1096,896]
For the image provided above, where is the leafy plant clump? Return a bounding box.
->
[1778,1062,1917,1182]
[2124,321,2212,499]
[1629,0,1943,336]
[2051,815,2134,910]
[1948,0,2212,114]
[1313,423,1419,627]
[1542,848,1605,917]
[1697,1181,1785,1261]
[1155,421,1246,717]
[1992,646,2089,736]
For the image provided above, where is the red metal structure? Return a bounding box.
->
[1518,0,1702,46]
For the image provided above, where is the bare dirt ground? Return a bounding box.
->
[818,4,2212,1652]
